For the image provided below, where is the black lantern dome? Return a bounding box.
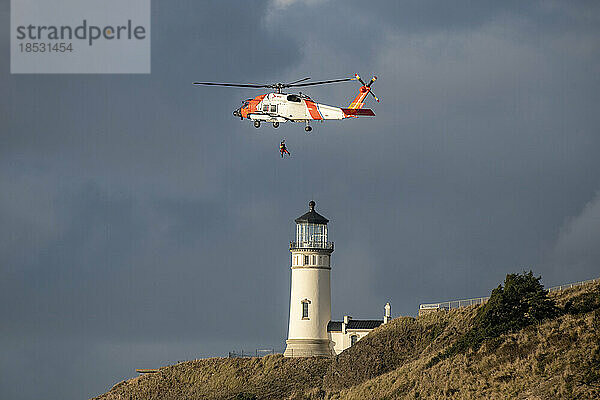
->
[291,201,333,251]
[294,200,329,225]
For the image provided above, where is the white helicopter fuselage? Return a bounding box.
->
[245,93,345,123]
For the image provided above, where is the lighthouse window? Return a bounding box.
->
[302,302,309,319]
[297,223,327,247]
[305,255,309,265]
[312,255,316,265]
[351,335,358,346]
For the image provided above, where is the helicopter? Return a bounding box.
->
[193,74,379,132]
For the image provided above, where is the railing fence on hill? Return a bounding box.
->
[419,277,599,315]
[547,277,599,293]
[228,348,275,358]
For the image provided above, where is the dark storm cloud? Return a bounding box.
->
[544,192,600,278]
[1,1,600,399]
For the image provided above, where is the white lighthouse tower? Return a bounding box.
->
[284,201,335,357]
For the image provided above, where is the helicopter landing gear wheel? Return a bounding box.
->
[254,121,261,128]
[304,125,312,132]
[273,122,279,128]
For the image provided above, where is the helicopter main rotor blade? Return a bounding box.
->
[288,77,356,88]
[193,82,269,88]
[285,77,311,85]
[194,75,368,93]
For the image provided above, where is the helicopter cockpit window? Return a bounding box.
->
[287,94,301,103]
[270,105,277,113]
[262,104,269,112]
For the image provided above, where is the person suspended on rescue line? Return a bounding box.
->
[280,139,291,158]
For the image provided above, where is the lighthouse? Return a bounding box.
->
[284,201,335,357]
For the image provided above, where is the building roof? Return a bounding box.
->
[347,320,384,330]
[295,200,329,225]
[327,321,342,332]
[327,319,384,332]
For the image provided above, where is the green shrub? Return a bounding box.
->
[428,271,559,367]
[474,271,559,337]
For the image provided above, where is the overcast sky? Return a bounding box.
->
[1,1,599,399]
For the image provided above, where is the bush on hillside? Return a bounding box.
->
[428,271,559,367]
[475,271,559,337]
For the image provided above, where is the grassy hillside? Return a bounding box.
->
[94,355,331,400]
[93,279,600,400]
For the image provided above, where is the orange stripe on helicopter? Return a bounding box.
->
[305,100,323,120]
[348,86,370,109]
[242,94,267,118]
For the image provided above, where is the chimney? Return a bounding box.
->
[342,315,351,333]
[384,303,391,324]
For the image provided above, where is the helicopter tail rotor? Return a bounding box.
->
[354,73,380,103]
[348,73,380,109]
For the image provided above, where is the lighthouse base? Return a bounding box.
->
[284,338,334,358]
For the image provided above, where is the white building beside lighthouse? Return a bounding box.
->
[327,302,390,355]
[284,201,392,357]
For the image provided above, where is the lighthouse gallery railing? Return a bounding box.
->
[290,241,334,250]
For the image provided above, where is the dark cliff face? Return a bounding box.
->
[93,280,600,400]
